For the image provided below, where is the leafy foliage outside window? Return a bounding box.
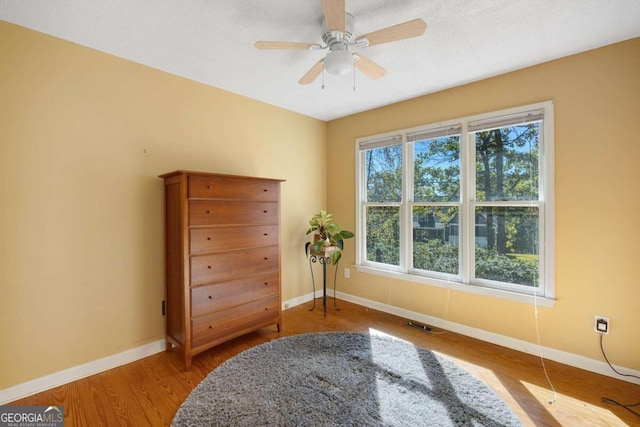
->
[475,248,538,286]
[475,124,539,202]
[412,206,459,274]
[413,238,458,274]
[366,206,399,265]
[366,144,402,203]
[414,136,460,202]
[364,144,402,266]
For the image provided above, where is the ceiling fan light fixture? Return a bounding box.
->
[254,3,427,85]
[324,49,353,75]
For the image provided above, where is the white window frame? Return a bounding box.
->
[355,101,555,306]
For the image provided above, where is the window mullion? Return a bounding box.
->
[355,148,365,265]
[537,202,545,296]
[402,134,412,273]
[461,125,472,285]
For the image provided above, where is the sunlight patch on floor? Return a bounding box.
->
[519,380,624,426]
[367,327,445,424]
[367,327,410,342]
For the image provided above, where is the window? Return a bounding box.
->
[356,102,554,303]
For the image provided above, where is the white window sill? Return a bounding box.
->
[355,265,556,308]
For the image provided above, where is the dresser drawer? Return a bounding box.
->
[191,272,279,317]
[190,224,279,255]
[189,176,279,201]
[191,246,279,286]
[191,295,279,348]
[189,201,278,226]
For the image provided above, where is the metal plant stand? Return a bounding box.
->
[308,248,340,316]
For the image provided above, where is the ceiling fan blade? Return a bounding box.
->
[321,0,345,33]
[354,53,386,80]
[255,41,321,50]
[356,18,427,47]
[298,59,324,85]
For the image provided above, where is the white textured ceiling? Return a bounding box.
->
[1,0,639,121]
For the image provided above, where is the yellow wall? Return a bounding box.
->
[0,21,326,389]
[327,37,640,370]
[1,16,639,391]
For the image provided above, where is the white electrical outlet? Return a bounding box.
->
[595,315,609,334]
[344,268,350,279]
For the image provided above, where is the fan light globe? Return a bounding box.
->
[324,50,353,75]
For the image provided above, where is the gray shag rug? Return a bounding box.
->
[172,332,522,426]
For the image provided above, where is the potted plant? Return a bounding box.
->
[305,209,354,264]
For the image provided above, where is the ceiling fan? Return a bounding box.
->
[254,0,427,85]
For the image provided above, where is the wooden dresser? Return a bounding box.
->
[159,170,284,368]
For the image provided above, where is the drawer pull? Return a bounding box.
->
[207,265,212,269]
[263,210,268,213]
[208,325,214,329]
[264,282,269,286]
[207,185,212,189]
[263,233,268,236]
[206,210,211,214]
[207,237,212,240]
[264,257,268,261]
[263,189,268,192]
[208,295,213,299]
[264,307,269,311]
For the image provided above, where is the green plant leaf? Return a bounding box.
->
[340,230,354,239]
[306,210,353,261]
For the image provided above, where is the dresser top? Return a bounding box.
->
[159,170,285,183]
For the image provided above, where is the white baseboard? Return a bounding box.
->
[282,292,314,310]
[0,339,166,405]
[284,290,640,386]
[282,288,332,310]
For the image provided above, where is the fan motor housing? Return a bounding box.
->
[322,12,355,47]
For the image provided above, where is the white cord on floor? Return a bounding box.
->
[533,289,558,404]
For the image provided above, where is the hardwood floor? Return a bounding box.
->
[9,300,640,426]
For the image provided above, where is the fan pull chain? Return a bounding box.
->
[321,64,325,90]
